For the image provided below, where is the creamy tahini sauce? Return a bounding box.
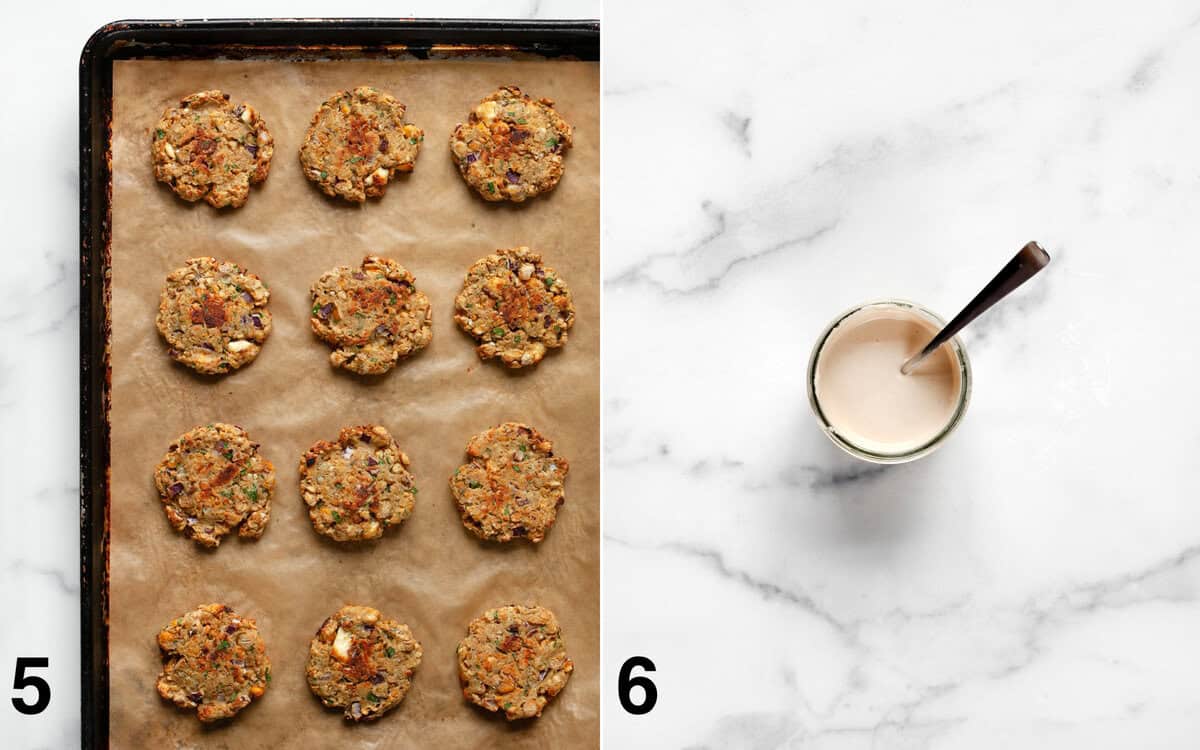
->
[814,306,962,455]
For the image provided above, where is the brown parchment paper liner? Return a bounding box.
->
[108,58,598,748]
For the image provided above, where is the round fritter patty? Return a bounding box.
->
[450,423,568,543]
[154,423,274,548]
[310,256,432,375]
[299,425,417,542]
[306,604,422,722]
[450,85,573,202]
[156,603,270,722]
[156,257,272,375]
[152,90,274,209]
[457,604,573,721]
[454,247,575,368]
[300,86,423,203]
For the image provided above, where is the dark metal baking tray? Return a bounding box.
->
[78,18,598,747]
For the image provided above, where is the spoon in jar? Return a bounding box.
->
[900,241,1051,375]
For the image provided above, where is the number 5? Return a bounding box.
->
[12,657,50,715]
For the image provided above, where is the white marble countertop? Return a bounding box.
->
[602,1,1200,747]
[6,1,1200,748]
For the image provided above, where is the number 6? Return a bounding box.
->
[617,656,657,715]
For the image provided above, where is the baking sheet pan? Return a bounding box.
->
[80,20,599,749]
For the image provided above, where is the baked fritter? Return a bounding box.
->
[450,422,568,543]
[454,247,575,368]
[457,604,573,720]
[310,256,432,375]
[155,257,272,375]
[156,603,270,722]
[152,90,274,209]
[450,85,573,202]
[300,86,423,203]
[306,604,422,721]
[154,423,274,547]
[299,425,417,542]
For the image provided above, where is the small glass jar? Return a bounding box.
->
[806,299,972,464]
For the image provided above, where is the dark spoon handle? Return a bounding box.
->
[903,241,1051,373]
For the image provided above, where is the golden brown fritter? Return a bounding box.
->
[154,423,274,547]
[450,85,573,202]
[156,603,270,722]
[457,604,573,720]
[306,604,422,721]
[299,425,417,542]
[310,256,432,375]
[300,86,423,203]
[152,90,274,209]
[454,247,575,368]
[155,257,272,375]
[450,422,568,543]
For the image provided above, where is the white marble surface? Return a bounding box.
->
[0,2,595,748]
[602,0,1200,748]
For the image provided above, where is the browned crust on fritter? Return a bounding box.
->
[299,425,417,542]
[457,604,573,720]
[449,85,573,202]
[156,603,270,722]
[152,90,274,209]
[306,604,422,721]
[310,256,432,375]
[454,247,575,368]
[300,86,423,203]
[154,423,274,547]
[450,422,568,543]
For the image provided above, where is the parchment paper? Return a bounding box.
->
[108,57,598,749]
